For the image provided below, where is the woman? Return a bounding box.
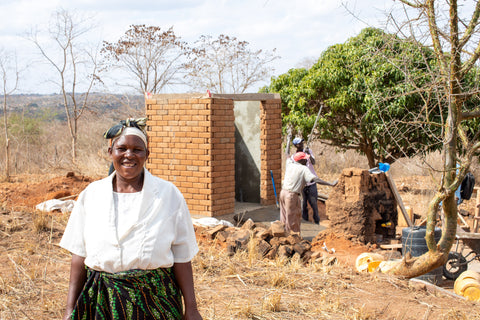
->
[60,118,202,320]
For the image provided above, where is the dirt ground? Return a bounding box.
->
[1,173,480,319]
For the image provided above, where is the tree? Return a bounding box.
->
[185,34,279,94]
[102,25,188,94]
[28,8,102,163]
[0,48,19,181]
[264,27,442,168]
[382,0,480,279]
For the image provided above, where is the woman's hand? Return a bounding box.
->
[63,254,87,320]
[173,262,202,320]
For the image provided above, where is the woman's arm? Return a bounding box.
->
[63,254,87,320]
[173,261,202,320]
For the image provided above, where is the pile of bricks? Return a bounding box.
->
[197,220,337,265]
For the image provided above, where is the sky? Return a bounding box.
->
[0,0,395,94]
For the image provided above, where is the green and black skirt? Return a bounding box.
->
[71,267,183,320]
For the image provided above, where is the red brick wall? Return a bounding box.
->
[145,95,281,216]
[260,99,282,205]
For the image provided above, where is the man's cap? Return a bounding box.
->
[293,152,310,162]
[292,137,304,146]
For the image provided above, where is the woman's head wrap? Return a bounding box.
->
[104,118,148,148]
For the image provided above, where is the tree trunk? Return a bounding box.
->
[3,94,9,181]
[72,135,77,163]
[363,142,376,168]
[388,0,462,278]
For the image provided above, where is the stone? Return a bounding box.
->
[271,221,286,237]
[215,230,228,242]
[269,237,280,247]
[286,233,303,245]
[277,245,293,258]
[311,251,322,260]
[228,229,251,249]
[241,218,255,230]
[264,245,279,260]
[322,256,337,266]
[257,239,272,257]
[255,227,271,241]
[302,250,313,263]
[292,242,309,256]
[226,243,236,256]
[206,224,227,239]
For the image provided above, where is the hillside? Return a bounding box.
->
[0,93,144,120]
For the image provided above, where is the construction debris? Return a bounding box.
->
[195,218,333,264]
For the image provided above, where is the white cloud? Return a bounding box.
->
[0,0,402,93]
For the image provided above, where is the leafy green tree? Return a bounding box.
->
[264,28,441,168]
[381,0,480,279]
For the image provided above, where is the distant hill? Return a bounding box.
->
[0,93,144,120]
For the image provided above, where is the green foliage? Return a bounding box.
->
[6,112,42,143]
[264,27,443,167]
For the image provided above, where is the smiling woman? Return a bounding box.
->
[59,118,203,320]
[109,129,149,191]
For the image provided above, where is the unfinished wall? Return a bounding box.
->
[145,95,235,217]
[326,168,398,243]
[145,93,282,217]
[259,98,282,206]
[234,101,261,203]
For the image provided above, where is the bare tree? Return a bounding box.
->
[185,34,279,94]
[369,0,480,278]
[0,48,19,181]
[102,25,188,94]
[28,8,102,163]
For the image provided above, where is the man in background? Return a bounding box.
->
[292,138,321,225]
[281,137,337,233]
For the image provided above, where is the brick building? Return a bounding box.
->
[145,93,282,217]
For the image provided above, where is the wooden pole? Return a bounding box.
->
[385,172,413,228]
[473,187,480,233]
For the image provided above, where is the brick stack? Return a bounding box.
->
[145,95,235,217]
[326,168,398,243]
[259,99,282,205]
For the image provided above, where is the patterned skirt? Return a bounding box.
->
[71,267,183,320]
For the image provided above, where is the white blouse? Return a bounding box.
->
[59,169,199,273]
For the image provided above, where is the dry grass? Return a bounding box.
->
[190,239,480,320]
[32,211,49,233]
[1,134,480,319]
[0,207,479,319]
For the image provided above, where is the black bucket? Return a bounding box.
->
[402,226,443,284]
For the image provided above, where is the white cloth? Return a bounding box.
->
[36,199,76,213]
[59,169,199,273]
[282,158,317,194]
[304,152,318,186]
[192,217,234,228]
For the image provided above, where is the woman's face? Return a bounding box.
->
[109,134,149,181]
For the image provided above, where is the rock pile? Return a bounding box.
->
[196,219,337,265]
